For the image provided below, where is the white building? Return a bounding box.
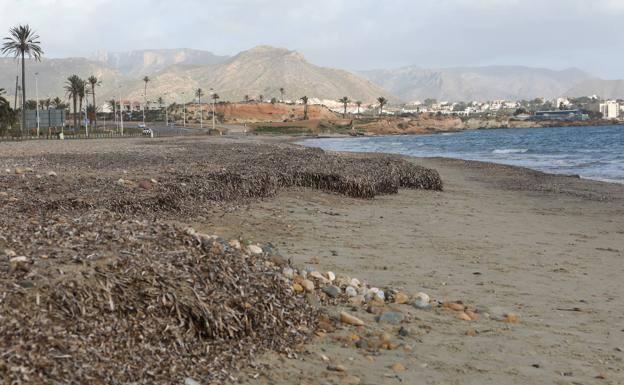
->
[599,101,620,119]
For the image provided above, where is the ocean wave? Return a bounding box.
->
[492,148,529,154]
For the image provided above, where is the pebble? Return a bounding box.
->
[184,378,201,385]
[398,326,410,337]
[348,295,365,306]
[350,278,361,288]
[246,245,263,255]
[391,363,406,373]
[457,312,472,321]
[228,239,241,250]
[394,292,410,304]
[445,302,466,311]
[14,168,24,175]
[327,364,346,372]
[301,279,315,292]
[376,311,405,325]
[292,283,304,293]
[309,271,330,284]
[138,180,153,190]
[282,267,295,279]
[326,271,336,282]
[345,286,358,297]
[4,249,17,258]
[47,171,58,177]
[322,285,341,298]
[340,311,365,326]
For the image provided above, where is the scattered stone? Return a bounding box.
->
[4,249,17,258]
[466,329,478,337]
[301,279,315,292]
[503,313,519,324]
[14,168,24,175]
[350,278,361,288]
[327,364,346,372]
[9,256,30,271]
[445,302,465,312]
[457,312,472,321]
[246,245,263,255]
[326,271,336,282]
[282,267,295,279]
[340,311,365,326]
[309,271,330,284]
[394,292,410,304]
[269,254,288,267]
[184,378,201,385]
[348,295,365,306]
[367,305,384,315]
[465,310,479,321]
[138,180,153,190]
[345,286,358,297]
[322,285,341,298]
[412,292,431,309]
[292,283,304,293]
[376,311,405,325]
[391,363,406,373]
[398,326,409,337]
[228,239,241,250]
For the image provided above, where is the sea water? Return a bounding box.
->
[301,125,624,183]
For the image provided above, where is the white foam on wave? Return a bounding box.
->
[492,148,529,154]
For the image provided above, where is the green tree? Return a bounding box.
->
[355,101,362,116]
[0,88,17,134]
[64,75,82,129]
[52,97,66,110]
[195,88,204,125]
[244,95,250,103]
[279,87,285,102]
[338,96,350,118]
[259,94,264,103]
[377,97,388,116]
[87,75,100,127]
[423,98,437,107]
[300,96,309,120]
[1,24,43,135]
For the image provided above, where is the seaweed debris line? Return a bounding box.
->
[0,139,444,383]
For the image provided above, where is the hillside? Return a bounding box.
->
[92,48,230,77]
[564,78,624,99]
[360,66,592,102]
[122,46,394,104]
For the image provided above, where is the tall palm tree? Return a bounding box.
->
[195,88,204,127]
[300,96,309,120]
[279,87,285,102]
[377,97,388,116]
[87,75,99,127]
[142,76,150,124]
[339,96,350,118]
[1,24,43,135]
[64,75,82,130]
[52,96,63,109]
[356,101,362,116]
[78,78,86,131]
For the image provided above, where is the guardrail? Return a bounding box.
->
[0,132,162,142]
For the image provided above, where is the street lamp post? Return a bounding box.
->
[211,88,216,131]
[119,88,124,136]
[182,92,186,128]
[35,72,40,137]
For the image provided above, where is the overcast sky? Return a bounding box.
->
[1,0,622,78]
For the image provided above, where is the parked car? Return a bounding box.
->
[138,123,146,128]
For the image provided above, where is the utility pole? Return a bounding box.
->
[211,89,216,131]
[182,92,186,127]
[35,72,40,137]
[119,90,124,136]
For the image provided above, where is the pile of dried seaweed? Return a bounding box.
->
[3,141,442,217]
[0,211,316,384]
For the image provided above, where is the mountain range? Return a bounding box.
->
[1,46,623,106]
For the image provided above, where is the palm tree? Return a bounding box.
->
[87,75,99,128]
[259,94,264,103]
[339,96,350,118]
[1,24,43,135]
[377,97,388,116]
[356,101,362,116]
[279,87,285,102]
[78,78,86,131]
[64,75,82,130]
[142,76,150,124]
[52,96,64,109]
[300,96,309,120]
[195,88,204,127]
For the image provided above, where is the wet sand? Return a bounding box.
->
[207,150,624,385]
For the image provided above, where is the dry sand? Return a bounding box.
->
[205,149,624,385]
[1,136,622,384]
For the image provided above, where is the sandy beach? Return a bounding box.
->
[0,135,622,384]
